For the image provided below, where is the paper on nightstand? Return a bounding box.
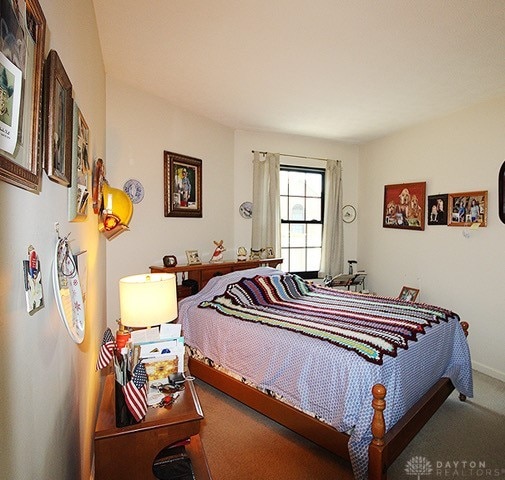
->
[160,323,182,339]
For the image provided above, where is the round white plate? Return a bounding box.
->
[123,178,145,204]
[52,238,85,344]
[239,201,253,219]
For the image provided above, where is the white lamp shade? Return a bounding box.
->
[119,273,178,328]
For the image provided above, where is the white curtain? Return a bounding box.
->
[319,159,343,277]
[251,151,281,256]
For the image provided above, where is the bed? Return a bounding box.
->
[178,266,473,479]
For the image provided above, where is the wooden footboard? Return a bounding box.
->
[189,321,470,479]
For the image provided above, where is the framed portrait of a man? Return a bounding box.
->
[164,150,202,218]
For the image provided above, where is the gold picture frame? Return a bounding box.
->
[0,0,46,193]
[448,191,488,227]
[399,286,419,302]
[68,103,90,221]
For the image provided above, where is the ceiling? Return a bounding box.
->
[92,0,505,144]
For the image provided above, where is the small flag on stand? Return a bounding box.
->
[96,327,116,370]
[123,361,148,422]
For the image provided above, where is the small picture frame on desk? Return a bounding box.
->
[186,250,201,265]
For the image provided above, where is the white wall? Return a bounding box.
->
[0,0,106,478]
[233,129,360,270]
[359,96,505,381]
[104,77,235,324]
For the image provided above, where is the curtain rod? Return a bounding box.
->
[252,150,339,163]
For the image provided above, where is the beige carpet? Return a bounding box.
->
[194,370,505,479]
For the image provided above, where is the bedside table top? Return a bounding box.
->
[95,374,204,439]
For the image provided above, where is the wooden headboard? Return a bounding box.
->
[150,258,283,299]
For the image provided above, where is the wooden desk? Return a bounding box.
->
[150,258,283,298]
[94,375,211,479]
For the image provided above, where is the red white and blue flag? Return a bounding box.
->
[96,328,116,370]
[123,362,148,422]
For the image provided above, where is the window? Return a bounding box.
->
[280,166,325,278]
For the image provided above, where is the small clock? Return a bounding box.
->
[342,204,357,223]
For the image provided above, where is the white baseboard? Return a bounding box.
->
[472,361,505,383]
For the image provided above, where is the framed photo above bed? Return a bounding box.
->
[448,191,488,227]
[427,194,448,226]
[164,151,202,217]
[0,0,46,193]
[383,181,426,230]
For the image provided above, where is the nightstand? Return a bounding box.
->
[94,374,211,479]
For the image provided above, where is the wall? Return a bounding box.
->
[359,95,505,381]
[0,0,106,479]
[104,77,235,324]
[233,129,360,272]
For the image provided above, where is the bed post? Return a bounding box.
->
[369,384,387,480]
[459,321,469,402]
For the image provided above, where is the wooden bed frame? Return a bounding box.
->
[188,321,469,480]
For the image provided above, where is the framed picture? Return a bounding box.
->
[383,181,426,231]
[500,161,505,224]
[164,151,202,217]
[427,194,448,226]
[44,49,73,186]
[91,158,104,214]
[399,286,419,302]
[448,191,488,227]
[398,287,419,302]
[185,250,201,265]
[0,0,46,193]
[68,104,90,221]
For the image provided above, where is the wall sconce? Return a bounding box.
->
[99,181,133,240]
[119,273,178,329]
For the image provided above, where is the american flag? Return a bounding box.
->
[123,362,148,422]
[96,328,116,370]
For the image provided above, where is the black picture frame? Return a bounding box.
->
[164,150,202,218]
[427,194,448,226]
[499,161,505,224]
[0,0,46,193]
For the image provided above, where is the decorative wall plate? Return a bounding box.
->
[123,178,145,204]
[342,204,356,223]
[52,236,85,343]
[239,201,253,219]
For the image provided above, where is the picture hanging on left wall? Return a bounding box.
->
[0,0,46,193]
[43,49,74,186]
[68,104,90,221]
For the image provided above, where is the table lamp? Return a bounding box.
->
[119,273,178,330]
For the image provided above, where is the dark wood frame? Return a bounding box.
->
[164,150,202,217]
[448,190,488,227]
[43,49,73,186]
[0,0,46,193]
[383,182,426,231]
